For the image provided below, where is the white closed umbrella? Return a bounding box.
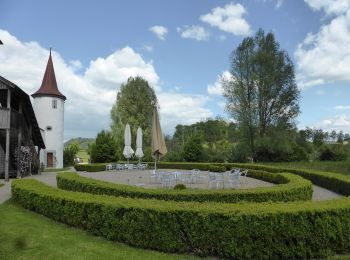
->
[135,127,144,164]
[123,124,134,164]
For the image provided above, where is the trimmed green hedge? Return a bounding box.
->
[208,165,226,172]
[74,161,350,196]
[74,163,108,172]
[0,183,4,188]
[226,163,350,196]
[57,171,312,203]
[11,179,350,259]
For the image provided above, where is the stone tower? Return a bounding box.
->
[32,50,66,168]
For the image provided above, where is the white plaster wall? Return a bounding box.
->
[33,96,64,168]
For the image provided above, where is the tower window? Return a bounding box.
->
[52,99,57,109]
[46,126,52,131]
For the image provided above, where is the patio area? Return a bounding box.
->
[78,168,275,190]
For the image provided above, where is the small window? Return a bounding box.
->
[46,126,52,131]
[52,99,57,109]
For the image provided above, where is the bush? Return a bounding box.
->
[12,179,350,259]
[63,142,79,167]
[183,136,203,162]
[89,130,118,163]
[57,171,312,203]
[74,163,108,172]
[208,165,226,172]
[173,184,186,190]
[319,145,348,161]
[227,163,350,196]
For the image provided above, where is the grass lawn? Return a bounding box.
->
[76,149,89,163]
[43,167,71,173]
[0,183,3,188]
[261,160,350,175]
[0,201,198,260]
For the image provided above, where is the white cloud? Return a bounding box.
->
[68,60,82,71]
[315,114,350,132]
[218,101,226,109]
[207,70,232,96]
[177,25,210,41]
[335,105,350,110]
[149,25,168,40]
[0,29,213,138]
[315,89,325,95]
[143,45,153,52]
[85,46,159,90]
[158,92,213,134]
[218,35,227,41]
[200,3,251,36]
[275,0,284,9]
[304,0,350,16]
[295,10,350,88]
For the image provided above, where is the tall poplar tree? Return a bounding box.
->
[224,29,300,160]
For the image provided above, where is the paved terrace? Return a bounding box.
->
[0,168,343,204]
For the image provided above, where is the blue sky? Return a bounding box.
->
[1,0,350,140]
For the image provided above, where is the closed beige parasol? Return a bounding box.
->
[151,106,167,171]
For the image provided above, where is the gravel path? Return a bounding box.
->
[0,169,344,204]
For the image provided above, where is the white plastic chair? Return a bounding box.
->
[228,172,240,188]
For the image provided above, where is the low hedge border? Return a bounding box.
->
[74,163,108,172]
[11,179,350,259]
[224,163,350,196]
[74,161,350,196]
[57,170,312,203]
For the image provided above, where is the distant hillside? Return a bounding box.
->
[64,137,95,150]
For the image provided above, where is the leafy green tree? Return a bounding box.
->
[89,130,118,163]
[63,142,79,167]
[337,131,344,144]
[223,29,300,160]
[183,136,203,162]
[110,76,157,154]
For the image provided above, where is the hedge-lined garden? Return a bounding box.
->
[11,177,350,259]
[75,162,350,196]
[57,171,312,203]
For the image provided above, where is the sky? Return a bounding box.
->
[0,0,350,140]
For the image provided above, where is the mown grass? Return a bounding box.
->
[0,201,199,260]
[262,160,350,175]
[44,167,71,173]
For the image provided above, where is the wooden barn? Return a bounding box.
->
[0,76,45,181]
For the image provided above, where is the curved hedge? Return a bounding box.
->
[226,163,350,196]
[12,179,350,259]
[57,170,312,203]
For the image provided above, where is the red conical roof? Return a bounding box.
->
[32,50,66,100]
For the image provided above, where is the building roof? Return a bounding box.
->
[31,50,66,100]
[0,76,46,149]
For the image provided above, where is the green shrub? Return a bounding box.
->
[183,136,203,162]
[208,165,226,172]
[63,142,79,167]
[57,171,312,203]
[173,184,186,190]
[74,163,108,172]
[319,145,348,161]
[11,179,350,259]
[89,130,118,163]
[227,163,350,196]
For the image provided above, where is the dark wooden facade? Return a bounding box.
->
[0,76,45,181]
